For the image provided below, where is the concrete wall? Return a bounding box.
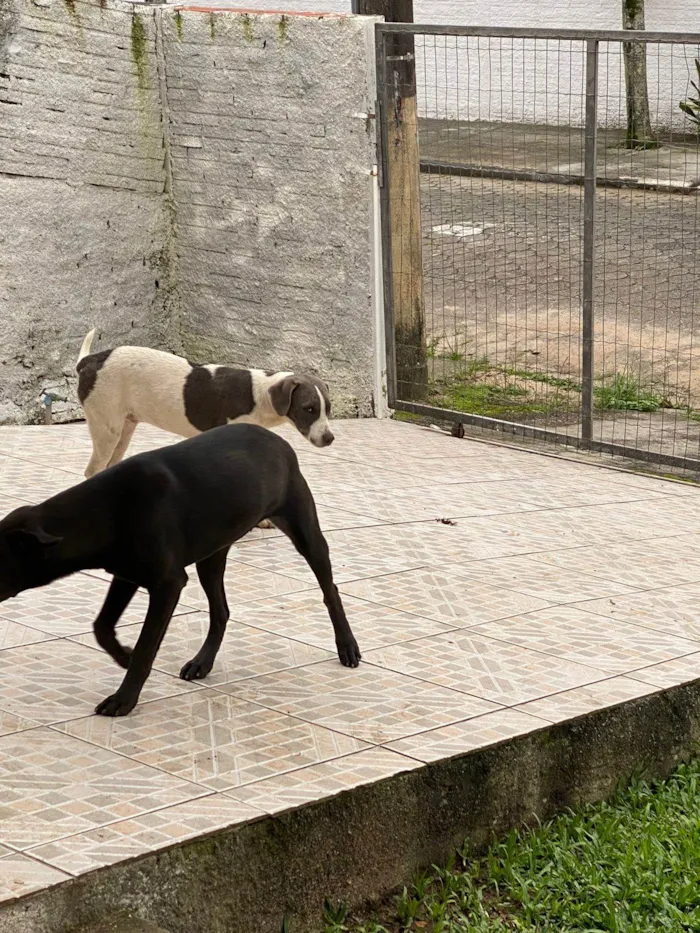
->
[229,0,700,129]
[0,0,171,424]
[0,0,377,423]
[165,8,377,414]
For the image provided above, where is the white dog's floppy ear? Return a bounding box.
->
[269,376,300,416]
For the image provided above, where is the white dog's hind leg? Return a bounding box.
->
[106,419,138,469]
[84,420,122,478]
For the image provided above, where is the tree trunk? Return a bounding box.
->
[355,0,427,401]
[622,0,656,148]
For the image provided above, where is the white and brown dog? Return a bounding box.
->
[76,330,334,479]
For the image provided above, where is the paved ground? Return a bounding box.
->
[419,120,700,190]
[417,123,700,458]
[3,418,700,903]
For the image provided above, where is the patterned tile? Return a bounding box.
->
[223,662,499,744]
[530,541,700,589]
[514,677,659,723]
[628,653,700,689]
[313,487,447,523]
[0,494,32,514]
[363,632,610,705]
[0,854,70,904]
[0,729,204,850]
[0,709,41,738]
[235,506,383,545]
[476,607,700,675]
[27,795,263,876]
[300,459,413,491]
[386,709,547,763]
[13,451,89,476]
[228,590,455,651]
[572,583,700,642]
[0,619,52,650]
[340,569,552,627]
[230,528,428,585]
[57,689,366,791]
[0,458,78,501]
[229,748,421,814]
[0,640,198,725]
[74,614,333,685]
[480,508,652,549]
[178,563,313,612]
[447,556,639,603]
[0,572,185,638]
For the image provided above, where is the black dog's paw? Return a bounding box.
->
[95,692,138,717]
[179,657,213,681]
[337,638,361,668]
[114,645,133,670]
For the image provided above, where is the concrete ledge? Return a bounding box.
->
[3,679,700,933]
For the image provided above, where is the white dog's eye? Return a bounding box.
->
[306,406,315,413]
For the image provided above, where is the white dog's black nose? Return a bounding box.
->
[322,431,334,446]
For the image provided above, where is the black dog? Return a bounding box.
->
[0,424,361,716]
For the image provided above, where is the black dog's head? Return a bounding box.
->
[269,375,334,447]
[0,506,63,602]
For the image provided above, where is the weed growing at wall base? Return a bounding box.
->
[326,759,700,932]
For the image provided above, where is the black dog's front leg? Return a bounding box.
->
[94,577,139,669]
[273,497,361,668]
[180,547,230,681]
[95,572,186,717]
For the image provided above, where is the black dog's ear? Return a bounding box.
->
[269,376,301,416]
[8,525,62,554]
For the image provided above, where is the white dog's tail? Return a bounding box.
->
[77,329,96,364]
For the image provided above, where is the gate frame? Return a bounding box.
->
[375,23,700,471]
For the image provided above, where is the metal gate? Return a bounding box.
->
[376,24,700,472]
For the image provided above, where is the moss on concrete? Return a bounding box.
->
[130,12,149,91]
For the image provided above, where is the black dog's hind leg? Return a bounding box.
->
[272,479,361,668]
[94,577,139,669]
[96,572,186,717]
[180,547,230,681]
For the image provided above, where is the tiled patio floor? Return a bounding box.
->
[2,418,700,902]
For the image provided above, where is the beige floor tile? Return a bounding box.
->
[27,794,263,876]
[571,583,700,642]
[73,614,333,685]
[0,619,53,650]
[223,662,499,745]
[228,748,420,814]
[447,556,640,603]
[178,563,313,612]
[228,590,456,651]
[514,677,659,723]
[56,689,366,791]
[530,541,700,589]
[0,573,158,638]
[628,652,700,689]
[385,709,547,763]
[230,527,429,585]
[363,632,610,705]
[0,640,199,725]
[476,606,700,674]
[0,709,41,738]
[0,729,204,850]
[340,568,552,627]
[0,853,70,904]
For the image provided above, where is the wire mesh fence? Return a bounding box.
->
[377,26,700,472]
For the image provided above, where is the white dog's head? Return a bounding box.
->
[269,375,334,447]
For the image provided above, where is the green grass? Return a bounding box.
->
[594,373,666,413]
[325,760,700,933]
